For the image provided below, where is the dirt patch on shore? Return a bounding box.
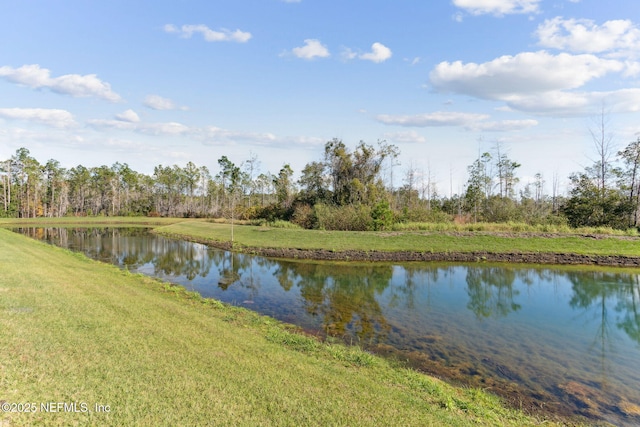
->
[250,248,640,266]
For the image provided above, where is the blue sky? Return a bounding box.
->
[1,0,640,195]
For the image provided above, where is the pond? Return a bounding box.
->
[15,227,640,425]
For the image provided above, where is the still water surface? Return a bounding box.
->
[17,227,640,425]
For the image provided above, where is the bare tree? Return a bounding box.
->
[403,161,418,210]
[552,171,560,213]
[533,172,545,206]
[589,104,616,195]
[420,161,437,211]
[493,140,520,199]
[243,152,260,209]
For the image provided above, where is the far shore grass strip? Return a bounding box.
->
[0,216,188,227]
[153,221,640,258]
[0,228,569,426]
[3,216,640,258]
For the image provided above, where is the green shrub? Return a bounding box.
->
[399,207,452,223]
[314,203,373,231]
[371,200,393,231]
[291,203,317,229]
[254,203,294,222]
[625,228,639,237]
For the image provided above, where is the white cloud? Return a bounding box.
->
[115,109,140,123]
[0,64,50,87]
[142,122,191,136]
[507,88,640,116]
[87,119,136,132]
[342,43,393,63]
[465,119,538,132]
[495,105,514,112]
[359,43,392,63]
[198,126,277,145]
[163,24,178,33]
[428,49,640,115]
[376,111,490,127]
[341,47,358,61]
[503,91,591,115]
[164,24,251,43]
[281,135,325,147]
[430,51,623,99]
[624,61,640,77]
[196,127,324,149]
[291,39,330,60]
[103,138,149,151]
[536,17,640,57]
[88,118,190,136]
[0,108,76,128]
[143,95,187,111]
[88,114,324,150]
[376,111,537,132]
[0,64,122,102]
[452,0,541,16]
[383,131,427,143]
[207,132,318,148]
[192,126,326,150]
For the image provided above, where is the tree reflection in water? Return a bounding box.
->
[616,276,640,344]
[272,262,393,345]
[19,227,216,280]
[465,266,521,318]
[568,270,640,343]
[566,271,640,389]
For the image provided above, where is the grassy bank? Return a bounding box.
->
[154,220,640,258]
[0,228,569,426]
[0,216,188,227]
[3,216,640,258]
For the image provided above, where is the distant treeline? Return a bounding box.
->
[2,137,640,230]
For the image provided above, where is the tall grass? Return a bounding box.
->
[249,219,302,229]
[391,221,639,236]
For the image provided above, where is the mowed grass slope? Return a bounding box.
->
[0,229,562,426]
[155,221,640,257]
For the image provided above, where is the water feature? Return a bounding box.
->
[15,227,640,425]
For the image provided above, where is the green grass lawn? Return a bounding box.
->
[0,228,571,426]
[154,220,640,257]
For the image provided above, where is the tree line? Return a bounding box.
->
[2,136,640,230]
